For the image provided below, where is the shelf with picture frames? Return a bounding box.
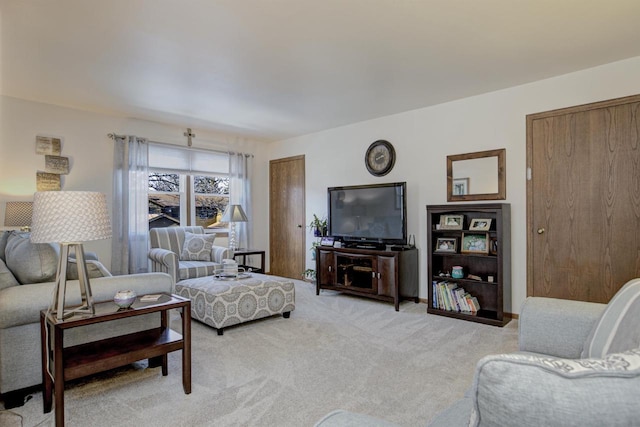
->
[426,203,511,326]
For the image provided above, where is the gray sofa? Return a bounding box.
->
[148,226,230,284]
[0,231,173,408]
[316,278,640,427]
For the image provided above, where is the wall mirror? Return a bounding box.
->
[447,148,506,202]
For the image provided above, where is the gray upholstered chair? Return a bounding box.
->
[315,278,640,427]
[148,226,229,284]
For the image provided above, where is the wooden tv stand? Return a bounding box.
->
[315,246,418,311]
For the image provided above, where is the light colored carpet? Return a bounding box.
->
[6,280,518,427]
[0,410,23,427]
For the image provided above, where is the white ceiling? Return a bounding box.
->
[3,0,640,141]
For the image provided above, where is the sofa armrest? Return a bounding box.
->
[0,272,173,329]
[149,247,179,284]
[518,297,605,359]
[211,245,230,263]
[469,350,640,427]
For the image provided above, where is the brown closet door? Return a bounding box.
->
[527,95,640,303]
[269,155,305,279]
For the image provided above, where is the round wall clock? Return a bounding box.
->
[365,140,396,176]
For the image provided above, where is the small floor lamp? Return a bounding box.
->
[221,204,248,251]
[30,191,112,320]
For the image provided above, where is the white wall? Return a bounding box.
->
[267,55,640,314]
[0,96,269,269]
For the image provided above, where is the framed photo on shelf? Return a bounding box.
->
[439,214,464,230]
[469,218,492,231]
[435,237,457,253]
[461,232,489,254]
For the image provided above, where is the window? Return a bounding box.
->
[147,144,230,230]
[148,173,229,229]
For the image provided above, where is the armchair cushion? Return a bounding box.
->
[180,232,216,261]
[4,232,57,284]
[582,278,640,358]
[469,348,640,427]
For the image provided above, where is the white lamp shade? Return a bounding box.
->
[221,204,248,222]
[30,191,112,243]
[4,202,33,227]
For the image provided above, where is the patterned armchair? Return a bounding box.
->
[316,278,640,427]
[148,226,229,284]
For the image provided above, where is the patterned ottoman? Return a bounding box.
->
[175,273,295,335]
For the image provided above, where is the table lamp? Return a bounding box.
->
[221,204,248,251]
[4,201,33,231]
[30,191,112,320]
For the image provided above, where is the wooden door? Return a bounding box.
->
[269,155,305,279]
[527,95,640,303]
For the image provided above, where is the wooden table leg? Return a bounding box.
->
[41,313,53,414]
[182,302,192,394]
[160,310,168,376]
[54,326,65,427]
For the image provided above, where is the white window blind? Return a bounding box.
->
[148,144,229,175]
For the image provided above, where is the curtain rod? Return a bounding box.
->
[107,133,254,157]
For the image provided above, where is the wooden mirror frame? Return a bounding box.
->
[447,148,506,202]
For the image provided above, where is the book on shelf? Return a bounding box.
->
[432,280,480,315]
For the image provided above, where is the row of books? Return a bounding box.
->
[432,280,480,314]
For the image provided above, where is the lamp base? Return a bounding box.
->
[50,243,95,321]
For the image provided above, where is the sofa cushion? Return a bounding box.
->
[582,278,640,358]
[180,232,215,261]
[0,258,20,291]
[469,348,640,427]
[4,233,58,284]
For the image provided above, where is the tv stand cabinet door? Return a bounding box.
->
[317,249,335,286]
[376,255,397,298]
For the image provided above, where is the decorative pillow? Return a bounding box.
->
[67,258,111,280]
[0,231,11,262]
[469,348,640,427]
[0,258,20,290]
[5,233,58,284]
[180,232,216,261]
[582,278,640,358]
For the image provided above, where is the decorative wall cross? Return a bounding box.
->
[184,128,196,147]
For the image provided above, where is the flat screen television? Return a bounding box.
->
[327,182,407,248]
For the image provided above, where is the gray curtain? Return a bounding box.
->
[112,136,149,275]
[229,152,252,250]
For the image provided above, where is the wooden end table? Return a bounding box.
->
[232,249,265,273]
[40,293,191,427]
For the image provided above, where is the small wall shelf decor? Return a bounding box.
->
[427,203,511,326]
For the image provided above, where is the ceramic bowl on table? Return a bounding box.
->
[114,290,137,308]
